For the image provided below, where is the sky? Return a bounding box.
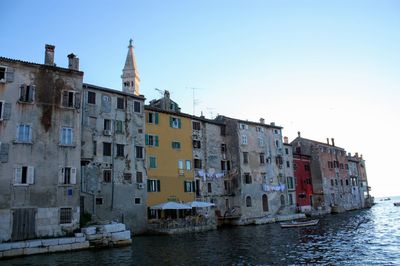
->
[1,0,399,197]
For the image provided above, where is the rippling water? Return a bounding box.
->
[4,196,400,265]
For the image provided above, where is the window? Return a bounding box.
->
[243,152,249,164]
[59,167,77,185]
[285,148,289,155]
[103,169,112,183]
[340,179,343,186]
[184,181,194,192]
[147,179,160,192]
[331,179,334,186]
[117,97,125,109]
[95,198,103,205]
[192,140,201,149]
[262,194,269,212]
[19,85,35,103]
[244,173,252,184]
[178,160,184,170]
[239,123,248,130]
[61,90,76,108]
[87,91,96,104]
[60,127,73,145]
[16,124,32,142]
[145,134,159,147]
[116,144,124,157]
[280,195,285,206]
[134,198,141,204]
[260,153,265,164]
[207,183,212,193]
[147,112,159,124]
[136,146,143,159]
[134,101,141,113]
[60,208,72,224]
[221,144,227,153]
[170,117,181,128]
[194,159,202,169]
[220,126,226,136]
[172,141,181,149]
[93,141,97,156]
[286,161,290,168]
[288,194,294,205]
[149,156,157,168]
[246,196,252,207]
[345,164,349,170]
[258,137,264,147]
[256,126,264,132]
[0,101,3,120]
[104,119,111,131]
[14,166,34,185]
[335,179,338,186]
[241,135,248,145]
[0,66,5,81]
[340,163,344,169]
[115,120,123,134]
[103,142,111,156]
[287,176,294,190]
[186,160,191,170]
[221,160,227,171]
[124,173,132,183]
[192,121,201,130]
[304,164,310,172]
[346,179,349,186]
[275,140,280,148]
[333,161,339,168]
[136,172,143,183]
[275,156,283,166]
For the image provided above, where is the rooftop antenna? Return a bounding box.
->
[186,87,204,116]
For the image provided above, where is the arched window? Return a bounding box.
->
[262,194,269,212]
[246,196,252,207]
[280,194,285,206]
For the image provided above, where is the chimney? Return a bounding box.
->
[297,131,301,137]
[355,152,359,158]
[271,122,275,126]
[348,152,351,157]
[284,136,288,144]
[259,118,265,124]
[331,138,335,146]
[68,53,79,71]
[44,44,55,66]
[326,138,330,145]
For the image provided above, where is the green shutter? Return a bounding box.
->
[177,142,181,149]
[155,113,159,124]
[192,181,195,192]
[147,179,151,192]
[157,180,161,192]
[169,117,173,127]
[155,136,159,146]
[184,181,187,192]
[178,118,181,128]
[145,134,149,145]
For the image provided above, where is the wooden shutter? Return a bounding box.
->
[58,167,64,184]
[178,118,181,128]
[169,117,173,127]
[155,113,159,124]
[19,85,27,101]
[70,167,77,184]
[157,180,161,192]
[0,143,9,162]
[5,67,14,82]
[145,134,149,145]
[155,136,159,147]
[62,91,69,107]
[147,179,151,192]
[27,166,35,184]
[3,103,11,120]
[14,167,22,184]
[74,92,81,109]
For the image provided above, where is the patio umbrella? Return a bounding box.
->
[186,201,215,208]
[150,201,192,210]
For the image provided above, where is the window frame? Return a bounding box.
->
[133,101,141,113]
[117,97,125,110]
[60,127,74,146]
[16,124,32,143]
[59,208,72,224]
[87,91,96,104]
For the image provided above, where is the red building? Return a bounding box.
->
[293,153,313,211]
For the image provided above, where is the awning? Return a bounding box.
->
[186,201,215,208]
[150,201,192,210]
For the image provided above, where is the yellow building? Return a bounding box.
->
[145,92,195,210]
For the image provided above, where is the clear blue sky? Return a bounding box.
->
[1,0,399,197]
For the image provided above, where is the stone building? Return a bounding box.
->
[80,42,147,234]
[214,116,293,225]
[290,134,368,213]
[293,151,313,212]
[347,153,373,208]
[283,139,296,211]
[0,45,83,241]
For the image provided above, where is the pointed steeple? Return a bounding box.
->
[122,39,140,95]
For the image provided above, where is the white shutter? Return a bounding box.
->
[28,125,32,142]
[14,167,22,184]
[70,167,77,184]
[70,129,74,145]
[58,167,64,184]
[27,166,35,184]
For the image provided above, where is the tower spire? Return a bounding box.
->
[121,38,140,95]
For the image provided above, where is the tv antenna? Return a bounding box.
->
[186,87,204,116]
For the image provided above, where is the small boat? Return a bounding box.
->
[280,219,319,228]
[394,202,400,207]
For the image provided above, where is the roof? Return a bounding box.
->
[216,115,283,129]
[145,105,224,126]
[83,83,145,100]
[291,136,345,151]
[0,56,83,76]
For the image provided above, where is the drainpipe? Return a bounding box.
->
[111,112,116,210]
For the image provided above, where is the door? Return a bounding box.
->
[11,208,36,241]
[262,194,269,212]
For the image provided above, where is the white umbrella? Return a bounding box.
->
[186,201,215,208]
[150,201,192,210]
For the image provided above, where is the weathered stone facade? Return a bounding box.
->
[80,84,147,234]
[0,45,83,242]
